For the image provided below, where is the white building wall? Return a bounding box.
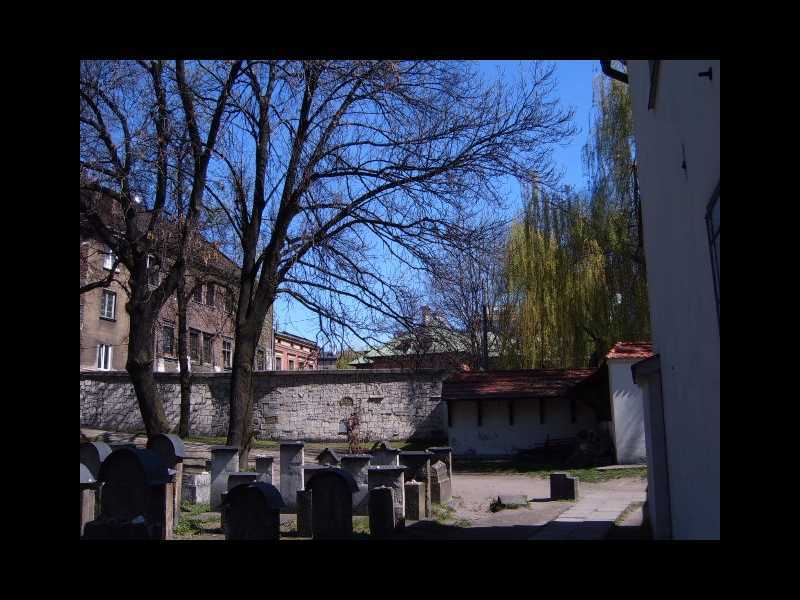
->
[447,398,597,456]
[628,60,720,539]
[608,359,647,464]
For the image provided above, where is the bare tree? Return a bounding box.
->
[80,60,241,437]
[204,60,574,467]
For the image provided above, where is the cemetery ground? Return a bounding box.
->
[82,427,649,540]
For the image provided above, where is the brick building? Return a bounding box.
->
[80,195,273,373]
[273,330,319,370]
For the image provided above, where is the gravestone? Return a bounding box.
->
[109,443,137,452]
[550,472,580,500]
[430,460,452,505]
[280,441,305,512]
[371,442,401,466]
[303,464,332,488]
[404,480,425,521]
[255,456,275,484]
[316,448,342,466]
[296,490,313,537]
[340,454,371,516]
[306,468,358,539]
[399,451,432,518]
[80,463,97,536]
[222,472,260,531]
[80,442,112,480]
[369,486,395,538]
[222,482,285,541]
[210,446,239,511]
[368,465,406,530]
[182,471,210,505]
[83,448,173,540]
[427,447,453,481]
[146,433,186,521]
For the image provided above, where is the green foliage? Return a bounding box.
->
[497,76,649,368]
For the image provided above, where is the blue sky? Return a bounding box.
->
[275,60,601,346]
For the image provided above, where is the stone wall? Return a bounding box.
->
[80,369,448,442]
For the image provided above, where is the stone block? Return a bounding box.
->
[181,471,210,505]
[296,490,313,537]
[430,460,451,505]
[550,472,580,500]
[369,486,395,538]
[405,480,425,521]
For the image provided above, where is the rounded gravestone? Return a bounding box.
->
[146,434,185,468]
[307,468,357,539]
[223,482,285,540]
[97,448,171,521]
[80,441,112,479]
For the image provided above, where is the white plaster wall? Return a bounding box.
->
[447,398,598,456]
[608,359,647,464]
[628,60,720,539]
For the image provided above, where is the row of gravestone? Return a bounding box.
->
[81,437,453,540]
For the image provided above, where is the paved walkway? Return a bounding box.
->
[530,482,646,540]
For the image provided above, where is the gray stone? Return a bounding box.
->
[340,454,371,516]
[550,472,580,500]
[368,465,406,529]
[400,451,432,518]
[405,480,425,521]
[210,446,239,511]
[280,441,305,511]
[371,442,402,466]
[369,486,395,538]
[296,490,313,537]
[255,456,275,484]
[498,495,529,508]
[427,446,453,481]
[181,471,210,505]
[316,448,341,466]
[223,482,285,541]
[430,460,451,505]
[146,433,186,522]
[307,468,357,539]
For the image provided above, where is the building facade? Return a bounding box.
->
[273,330,319,370]
[622,60,720,539]
[80,233,274,374]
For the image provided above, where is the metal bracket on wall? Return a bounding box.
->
[698,67,713,81]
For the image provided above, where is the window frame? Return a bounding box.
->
[222,339,232,369]
[189,329,200,362]
[205,282,215,307]
[193,284,203,304]
[102,246,120,272]
[100,289,117,321]
[202,333,214,365]
[162,323,175,356]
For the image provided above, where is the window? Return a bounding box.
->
[206,283,215,307]
[100,289,116,320]
[203,333,214,364]
[102,247,119,272]
[288,359,295,370]
[298,362,305,370]
[189,330,200,361]
[193,284,203,304]
[97,344,112,370]
[162,324,175,355]
[223,340,232,369]
[225,289,234,314]
[255,348,266,371]
[275,356,282,370]
[706,182,720,331]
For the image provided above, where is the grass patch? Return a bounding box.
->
[454,456,647,483]
[180,501,212,517]
[353,516,370,535]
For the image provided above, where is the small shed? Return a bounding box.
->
[606,342,653,464]
[443,369,610,456]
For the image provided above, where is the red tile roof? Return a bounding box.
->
[442,369,601,402]
[606,341,654,360]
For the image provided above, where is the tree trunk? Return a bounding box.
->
[126,300,170,436]
[227,325,257,469]
[177,271,192,438]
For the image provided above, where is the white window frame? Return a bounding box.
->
[100,289,116,320]
[103,246,120,272]
[222,340,232,369]
[97,344,113,370]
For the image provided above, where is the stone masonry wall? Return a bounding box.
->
[80,369,448,442]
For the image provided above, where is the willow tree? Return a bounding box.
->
[500,75,649,368]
